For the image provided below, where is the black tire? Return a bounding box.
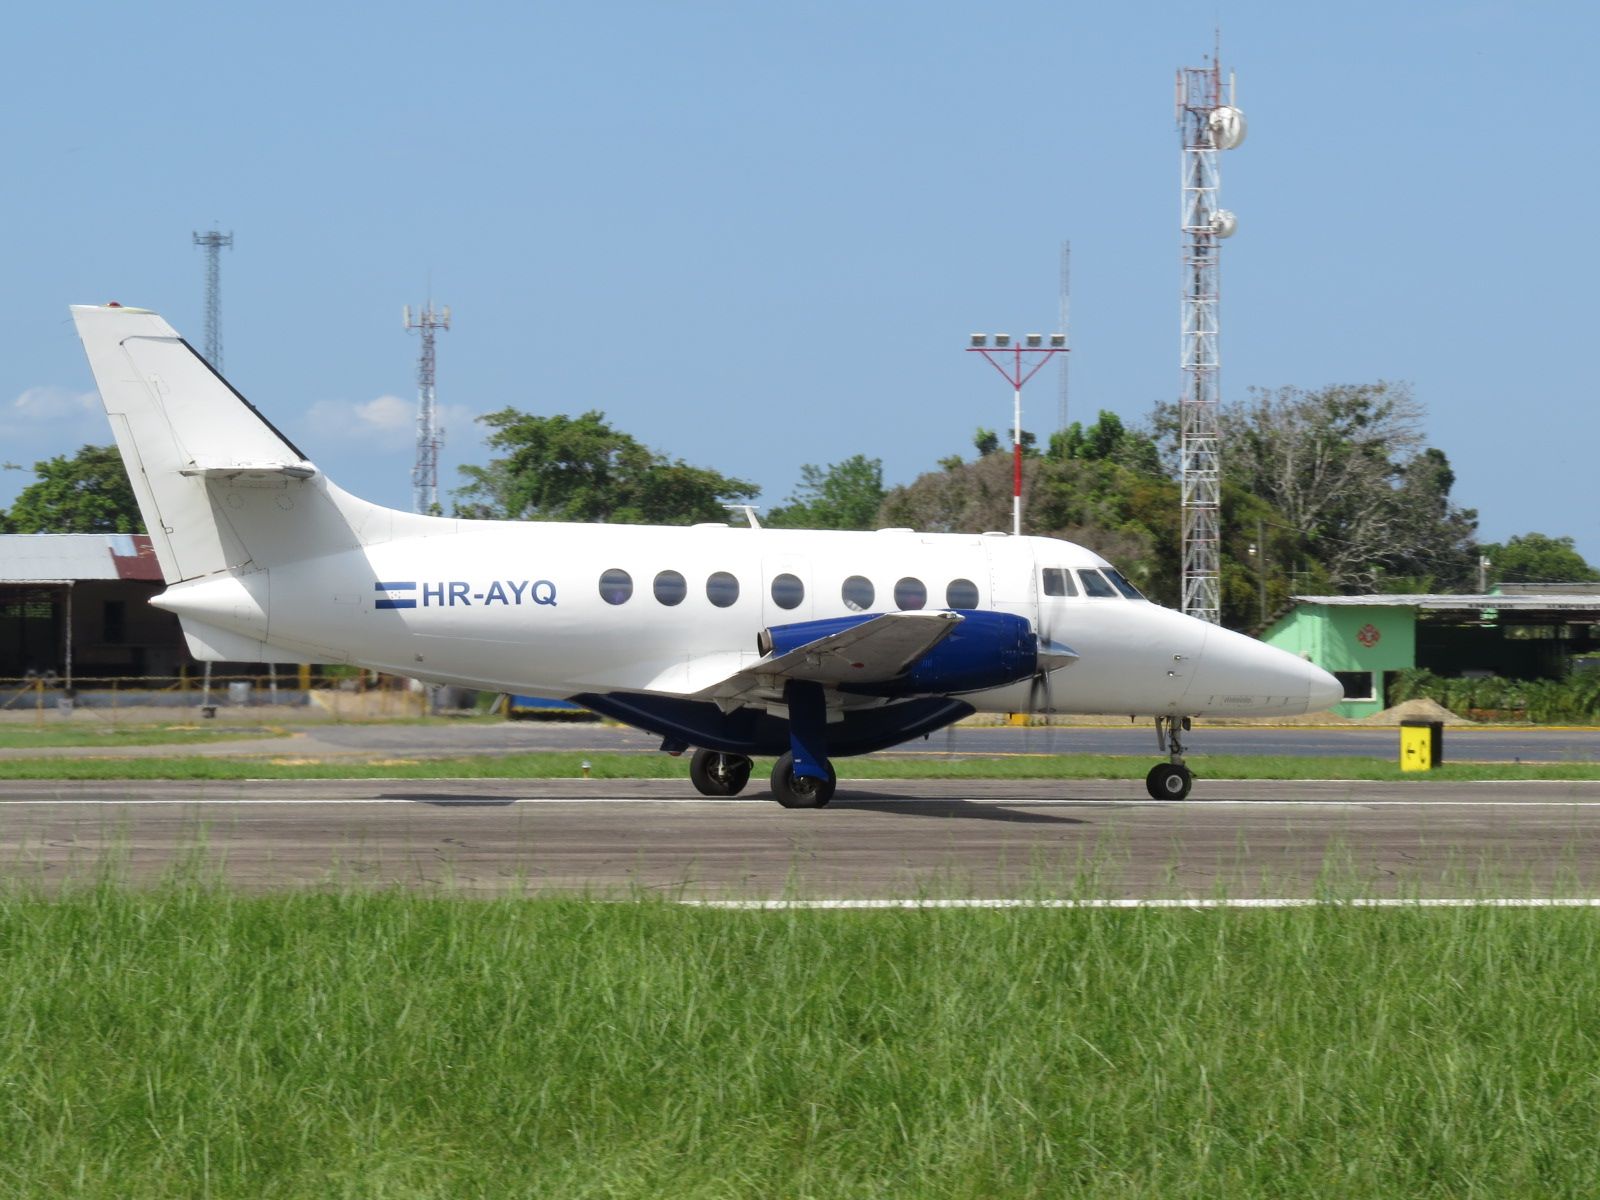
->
[689,749,752,797]
[1145,762,1193,801]
[770,751,836,808]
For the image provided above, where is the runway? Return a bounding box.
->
[7,777,1600,899]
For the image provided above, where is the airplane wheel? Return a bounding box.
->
[689,750,752,797]
[1146,763,1193,801]
[771,751,836,809]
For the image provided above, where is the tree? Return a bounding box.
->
[1219,382,1477,591]
[453,409,757,524]
[1481,533,1600,585]
[766,455,887,530]
[2,444,143,533]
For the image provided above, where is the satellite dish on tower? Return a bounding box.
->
[1209,105,1247,150]
[1210,209,1238,238]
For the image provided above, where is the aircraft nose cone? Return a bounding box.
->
[1305,662,1344,713]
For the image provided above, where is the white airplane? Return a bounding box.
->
[71,303,1342,806]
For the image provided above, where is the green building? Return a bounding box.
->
[1260,587,1600,718]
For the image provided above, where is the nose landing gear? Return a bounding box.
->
[1147,715,1195,800]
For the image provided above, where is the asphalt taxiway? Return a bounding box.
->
[6,777,1600,899]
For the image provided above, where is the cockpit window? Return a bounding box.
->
[1102,568,1145,600]
[1042,568,1077,598]
[1078,569,1118,599]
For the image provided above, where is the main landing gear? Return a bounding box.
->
[687,748,836,806]
[771,751,836,808]
[687,681,840,808]
[689,749,753,797]
[1147,715,1195,801]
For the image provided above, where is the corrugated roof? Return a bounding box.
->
[0,534,160,582]
[1293,593,1600,612]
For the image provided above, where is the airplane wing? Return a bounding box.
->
[705,610,962,705]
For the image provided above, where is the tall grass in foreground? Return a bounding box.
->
[3,880,1600,1197]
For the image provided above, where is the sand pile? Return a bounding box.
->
[1358,697,1473,726]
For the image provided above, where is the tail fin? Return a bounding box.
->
[72,304,322,583]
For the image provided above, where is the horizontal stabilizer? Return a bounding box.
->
[179,462,317,481]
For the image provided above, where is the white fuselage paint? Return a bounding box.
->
[151,478,1338,720]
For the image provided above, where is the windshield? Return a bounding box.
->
[1102,567,1145,600]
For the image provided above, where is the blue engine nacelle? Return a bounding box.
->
[760,610,1040,697]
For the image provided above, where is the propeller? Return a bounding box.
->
[1025,608,1079,752]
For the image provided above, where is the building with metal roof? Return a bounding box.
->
[1261,590,1600,717]
[0,533,185,685]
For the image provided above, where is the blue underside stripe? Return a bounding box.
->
[375,598,417,609]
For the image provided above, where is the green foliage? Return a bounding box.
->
[1219,382,1478,592]
[1386,667,1600,723]
[452,409,756,524]
[1049,411,1162,475]
[1482,532,1600,585]
[765,454,886,530]
[2,444,143,534]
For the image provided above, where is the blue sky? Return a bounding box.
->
[5,1,1594,564]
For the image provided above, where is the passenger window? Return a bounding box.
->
[1042,568,1077,598]
[653,570,686,606]
[946,578,980,609]
[770,573,805,610]
[706,571,740,608]
[599,568,633,605]
[894,577,927,610]
[1102,568,1144,600]
[1078,569,1117,598]
[841,575,875,612]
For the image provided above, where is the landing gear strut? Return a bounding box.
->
[1147,715,1195,801]
[772,679,836,809]
[689,749,753,797]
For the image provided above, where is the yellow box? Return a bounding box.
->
[1399,722,1441,771]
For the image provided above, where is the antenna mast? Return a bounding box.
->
[191,229,233,370]
[403,302,451,515]
[1057,240,1071,434]
[1176,50,1244,625]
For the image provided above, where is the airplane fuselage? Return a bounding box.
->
[153,497,1327,722]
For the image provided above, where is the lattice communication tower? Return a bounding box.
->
[1176,54,1245,624]
[404,303,451,515]
[1057,241,1071,434]
[191,229,233,370]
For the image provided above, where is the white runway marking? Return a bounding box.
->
[4,793,1600,808]
[683,897,1600,910]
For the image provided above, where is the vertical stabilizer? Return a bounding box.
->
[71,304,319,583]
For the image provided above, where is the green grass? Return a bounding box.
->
[0,748,1597,782]
[0,723,288,751]
[4,876,1600,1196]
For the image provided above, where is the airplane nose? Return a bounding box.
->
[1305,661,1344,713]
